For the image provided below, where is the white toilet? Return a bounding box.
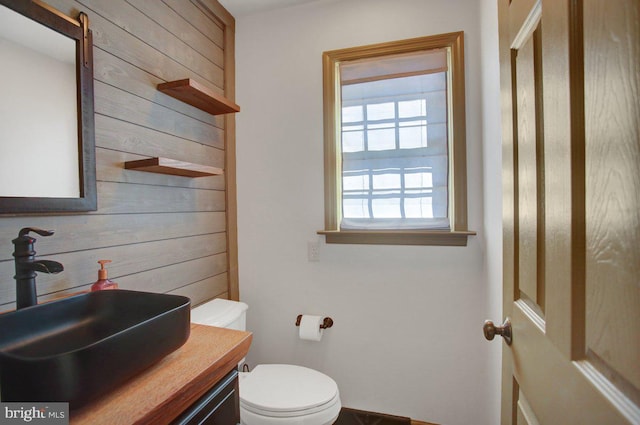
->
[191,299,341,425]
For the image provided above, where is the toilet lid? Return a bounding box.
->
[240,364,339,414]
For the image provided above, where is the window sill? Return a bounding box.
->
[317,229,476,246]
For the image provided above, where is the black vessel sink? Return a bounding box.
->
[0,290,190,408]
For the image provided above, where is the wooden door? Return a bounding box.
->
[497,0,640,423]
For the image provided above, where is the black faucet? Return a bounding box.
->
[12,227,64,310]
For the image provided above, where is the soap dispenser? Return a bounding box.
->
[91,260,118,291]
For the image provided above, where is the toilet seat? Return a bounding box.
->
[240,364,341,425]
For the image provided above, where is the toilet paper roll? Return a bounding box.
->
[298,315,324,341]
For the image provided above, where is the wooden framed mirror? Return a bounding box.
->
[0,0,96,213]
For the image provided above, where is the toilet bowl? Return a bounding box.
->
[191,299,341,425]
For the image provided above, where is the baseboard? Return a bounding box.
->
[336,407,410,424]
[335,408,440,425]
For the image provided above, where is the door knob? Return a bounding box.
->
[483,318,512,345]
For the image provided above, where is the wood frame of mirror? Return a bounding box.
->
[0,0,96,214]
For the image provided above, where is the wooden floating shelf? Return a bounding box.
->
[157,78,240,115]
[125,157,223,178]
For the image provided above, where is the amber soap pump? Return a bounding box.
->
[91,260,118,291]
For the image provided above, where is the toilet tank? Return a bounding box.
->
[191,298,248,331]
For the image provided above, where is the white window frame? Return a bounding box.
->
[318,32,475,246]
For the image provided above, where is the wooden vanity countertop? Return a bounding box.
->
[70,324,252,425]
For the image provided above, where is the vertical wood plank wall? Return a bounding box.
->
[0,0,237,312]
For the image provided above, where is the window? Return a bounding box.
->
[319,32,475,246]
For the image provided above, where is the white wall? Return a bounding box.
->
[234,1,502,424]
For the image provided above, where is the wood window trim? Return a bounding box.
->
[319,31,475,246]
[318,229,476,246]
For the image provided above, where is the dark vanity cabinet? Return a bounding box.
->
[172,369,239,425]
[67,326,252,425]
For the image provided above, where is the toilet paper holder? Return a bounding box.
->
[296,314,334,329]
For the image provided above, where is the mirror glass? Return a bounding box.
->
[0,4,79,198]
[0,0,96,213]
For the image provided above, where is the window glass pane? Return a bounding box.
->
[404,196,434,218]
[405,171,433,188]
[371,197,400,218]
[431,186,449,217]
[398,99,426,118]
[426,91,447,123]
[343,198,369,218]
[342,105,363,122]
[343,174,369,190]
[342,129,364,152]
[367,128,395,150]
[421,72,447,91]
[426,123,447,147]
[399,125,427,149]
[372,173,400,190]
[366,102,395,120]
[336,48,458,230]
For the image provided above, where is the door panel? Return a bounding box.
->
[498,0,640,423]
[512,302,631,424]
[583,0,640,396]
[516,390,540,425]
[512,26,539,312]
[515,24,544,314]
